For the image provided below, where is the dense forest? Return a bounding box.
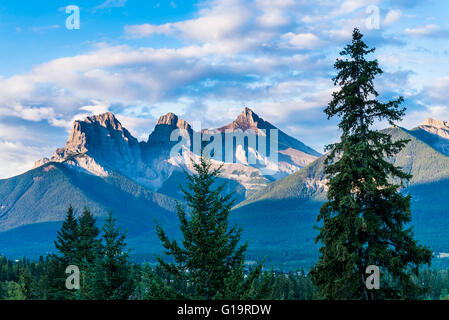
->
[0,254,317,300]
[1,235,449,300]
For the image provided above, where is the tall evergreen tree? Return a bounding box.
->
[155,155,269,300]
[86,212,134,300]
[310,28,432,299]
[75,207,100,299]
[76,207,100,265]
[54,205,79,264]
[47,205,79,300]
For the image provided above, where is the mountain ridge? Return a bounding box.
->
[33,108,321,198]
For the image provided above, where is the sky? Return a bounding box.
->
[1,0,449,178]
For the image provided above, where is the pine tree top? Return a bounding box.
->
[326,28,405,137]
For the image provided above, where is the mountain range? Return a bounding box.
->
[2,110,449,269]
[0,108,320,264]
[33,108,320,200]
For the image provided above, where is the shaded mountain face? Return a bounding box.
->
[409,117,449,156]
[35,112,142,177]
[238,124,449,207]
[34,108,321,199]
[0,161,180,259]
[233,125,449,268]
[146,112,193,147]
[0,162,178,232]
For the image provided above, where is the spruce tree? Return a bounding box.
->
[86,212,134,300]
[47,205,79,300]
[310,28,432,299]
[54,205,79,264]
[75,207,100,299]
[76,207,100,266]
[139,264,180,300]
[155,155,269,300]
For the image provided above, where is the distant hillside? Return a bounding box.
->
[0,160,181,235]
[0,160,186,261]
[232,126,449,269]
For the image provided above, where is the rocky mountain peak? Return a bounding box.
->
[147,113,192,145]
[218,107,273,133]
[33,112,140,172]
[84,112,123,131]
[156,112,191,130]
[66,112,136,151]
[421,118,449,130]
[236,107,258,126]
[418,118,449,155]
[33,110,320,191]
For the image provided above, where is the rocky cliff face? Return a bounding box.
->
[217,107,272,133]
[35,113,143,178]
[416,117,449,156]
[34,108,321,199]
[61,112,140,162]
[214,107,321,178]
[147,112,193,146]
[420,118,449,139]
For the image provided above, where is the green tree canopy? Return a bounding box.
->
[77,207,100,266]
[86,212,134,300]
[155,155,269,300]
[310,28,432,300]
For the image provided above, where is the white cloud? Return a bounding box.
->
[124,0,302,54]
[254,0,295,27]
[124,24,173,38]
[0,105,57,123]
[419,76,449,105]
[281,32,325,50]
[331,0,380,17]
[95,0,127,10]
[125,1,251,46]
[257,9,291,28]
[404,24,449,37]
[0,139,51,178]
[384,9,402,26]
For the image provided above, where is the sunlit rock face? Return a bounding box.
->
[416,117,449,156]
[34,108,321,199]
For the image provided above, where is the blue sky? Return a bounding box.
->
[1,0,449,178]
